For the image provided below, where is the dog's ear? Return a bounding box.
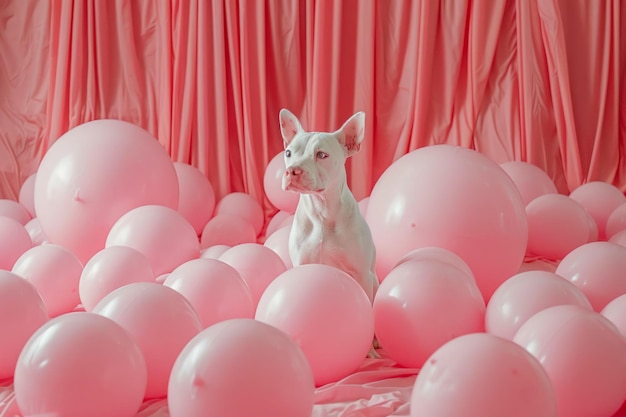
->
[279,109,304,147]
[336,112,365,157]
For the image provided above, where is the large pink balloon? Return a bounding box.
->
[606,202,626,240]
[12,244,83,317]
[200,244,231,259]
[105,205,200,276]
[514,305,626,417]
[0,271,48,379]
[200,213,257,248]
[79,246,155,312]
[0,216,33,270]
[93,282,202,399]
[601,294,626,338]
[219,243,287,306]
[215,192,265,237]
[569,181,626,241]
[18,173,37,218]
[373,260,485,368]
[410,333,556,417]
[168,319,314,417]
[265,210,293,237]
[500,161,559,206]
[525,194,592,260]
[0,199,31,225]
[555,241,626,311]
[367,145,528,300]
[34,119,179,264]
[486,270,592,340]
[255,264,374,387]
[394,246,475,279]
[609,229,626,247]
[263,225,293,269]
[263,151,299,214]
[173,162,216,236]
[164,258,254,328]
[14,312,147,417]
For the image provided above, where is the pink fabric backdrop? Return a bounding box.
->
[1,0,625,212]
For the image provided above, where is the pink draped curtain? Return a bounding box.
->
[1,0,625,212]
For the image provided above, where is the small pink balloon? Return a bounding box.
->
[34,119,179,264]
[263,151,299,214]
[569,181,626,241]
[256,264,374,387]
[265,210,292,238]
[0,216,33,270]
[514,305,626,417]
[219,243,287,306]
[173,162,216,236]
[168,319,314,417]
[586,210,599,242]
[12,244,83,317]
[155,273,169,284]
[263,225,293,269]
[601,294,626,338]
[93,282,202,399]
[215,192,264,236]
[18,173,37,218]
[607,202,626,240]
[164,258,254,328]
[106,205,200,276]
[14,312,147,417]
[555,241,626,311]
[79,246,155,312]
[486,270,592,340]
[609,229,626,247]
[373,260,485,368]
[24,217,48,246]
[200,244,231,259]
[411,333,556,417]
[200,213,257,248]
[524,194,592,261]
[394,246,475,280]
[0,271,48,379]
[500,161,558,207]
[280,213,295,229]
[0,199,31,225]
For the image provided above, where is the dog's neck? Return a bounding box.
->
[299,173,353,221]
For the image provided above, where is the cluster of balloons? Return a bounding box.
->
[1,119,626,417]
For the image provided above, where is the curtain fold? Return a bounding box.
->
[0,0,624,211]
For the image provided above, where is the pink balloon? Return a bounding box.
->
[24,217,48,246]
[394,246,475,280]
[586,210,599,242]
[500,161,559,206]
[12,244,83,317]
[215,192,264,236]
[34,119,179,264]
[263,225,293,269]
[219,243,287,306]
[200,244,231,259]
[486,270,592,340]
[569,181,626,241]
[0,199,31,225]
[93,282,202,399]
[0,271,48,379]
[164,258,254,328]
[263,151,299,214]
[609,229,626,247]
[255,264,374,386]
[411,333,556,417]
[18,173,37,218]
[0,216,33,270]
[367,145,528,300]
[200,213,257,248]
[168,319,314,417]
[373,260,485,368]
[601,294,626,338]
[555,241,626,311]
[607,202,626,240]
[106,205,200,276]
[265,210,292,238]
[358,197,370,218]
[173,162,216,236]
[14,312,147,417]
[524,194,592,260]
[514,305,626,417]
[79,246,155,312]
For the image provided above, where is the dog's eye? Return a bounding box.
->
[316,151,328,159]
[285,149,291,158]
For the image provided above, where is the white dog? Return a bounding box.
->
[279,109,379,303]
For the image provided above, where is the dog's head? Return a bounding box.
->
[279,109,365,194]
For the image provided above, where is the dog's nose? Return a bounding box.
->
[286,167,303,176]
